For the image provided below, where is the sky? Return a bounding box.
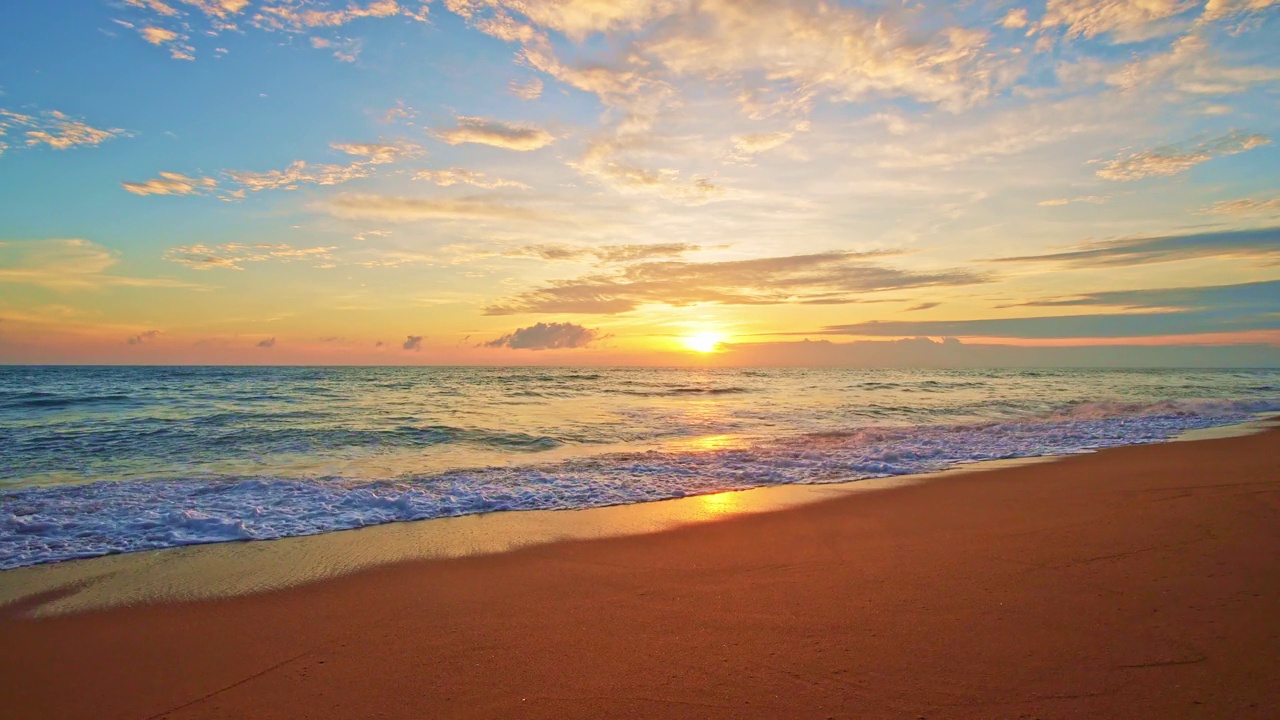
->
[1,0,1278,366]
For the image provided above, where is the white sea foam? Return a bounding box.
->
[2,399,1273,570]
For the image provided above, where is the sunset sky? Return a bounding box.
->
[2,0,1278,365]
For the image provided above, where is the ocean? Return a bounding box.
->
[2,366,1277,570]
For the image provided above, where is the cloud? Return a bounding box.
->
[0,239,199,290]
[509,77,543,100]
[414,168,530,189]
[311,35,363,62]
[122,172,219,196]
[1094,131,1270,181]
[817,306,1279,340]
[257,336,277,348]
[1104,34,1280,96]
[1003,280,1280,313]
[127,329,161,345]
[137,25,195,60]
[140,25,180,43]
[330,141,421,164]
[1037,0,1197,42]
[625,0,1002,113]
[253,0,430,31]
[434,116,555,151]
[1037,195,1110,206]
[1198,195,1280,216]
[731,131,793,155]
[991,227,1280,268]
[573,139,728,205]
[484,321,602,349]
[129,141,418,199]
[485,250,986,314]
[163,242,337,270]
[719,337,1280,368]
[906,302,940,312]
[1202,0,1280,22]
[323,194,547,222]
[225,159,376,191]
[403,334,424,351]
[503,242,701,263]
[998,8,1029,29]
[123,0,428,60]
[1,109,125,152]
[817,280,1280,342]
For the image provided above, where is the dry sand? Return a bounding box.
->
[2,426,1277,719]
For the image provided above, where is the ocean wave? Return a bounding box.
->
[2,398,1272,570]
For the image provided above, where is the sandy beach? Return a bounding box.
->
[2,426,1278,720]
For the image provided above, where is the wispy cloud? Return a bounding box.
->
[0,109,125,153]
[414,168,529,189]
[1198,195,1280,216]
[504,242,702,264]
[323,194,549,222]
[485,251,986,315]
[991,227,1280,267]
[484,321,602,350]
[1038,195,1110,206]
[509,77,543,100]
[817,309,1279,340]
[126,141,419,198]
[127,329,161,345]
[163,242,337,270]
[819,280,1280,340]
[122,172,218,196]
[1037,0,1197,43]
[434,116,555,151]
[0,239,200,290]
[1004,280,1280,312]
[1094,131,1270,181]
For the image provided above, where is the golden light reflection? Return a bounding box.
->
[699,490,742,516]
[679,433,741,452]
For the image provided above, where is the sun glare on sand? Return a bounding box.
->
[683,332,726,353]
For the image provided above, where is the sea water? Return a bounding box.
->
[1,366,1276,570]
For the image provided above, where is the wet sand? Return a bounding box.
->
[2,427,1278,719]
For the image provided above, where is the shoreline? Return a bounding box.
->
[2,421,1277,718]
[1,416,1274,616]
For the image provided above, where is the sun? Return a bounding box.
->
[682,331,725,353]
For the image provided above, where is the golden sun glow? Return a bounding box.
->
[682,332,725,353]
